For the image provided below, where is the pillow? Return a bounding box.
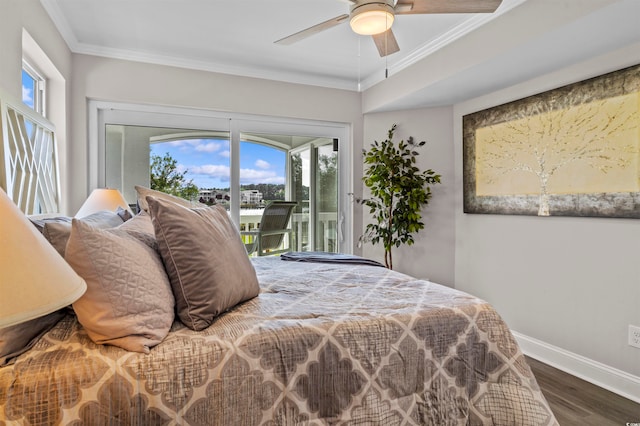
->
[147,197,260,331]
[6,210,126,360]
[29,215,72,234]
[135,185,207,214]
[65,219,175,353]
[42,221,74,257]
[118,211,158,251]
[116,206,133,222]
[77,209,126,228]
[41,210,125,257]
[0,310,66,366]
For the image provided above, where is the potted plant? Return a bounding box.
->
[357,124,441,269]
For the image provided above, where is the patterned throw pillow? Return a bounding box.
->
[3,210,126,363]
[65,219,175,353]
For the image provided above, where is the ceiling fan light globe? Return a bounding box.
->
[350,6,395,35]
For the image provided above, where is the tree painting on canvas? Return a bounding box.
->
[463,63,640,218]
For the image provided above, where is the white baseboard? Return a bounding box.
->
[512,331,640,404]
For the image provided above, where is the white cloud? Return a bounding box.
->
[195,142,222,153]
[240,168,285,184]
[243,175,285,184]
[22,86,33,104]
[161,139,223,154]
[255,159,271,169]
[239,168,275,179]
[187,164,284,184]
[189,164,230,178]
[219,150,230,158]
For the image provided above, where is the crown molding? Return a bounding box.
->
[40,0,526,92]
[359,0,527,90]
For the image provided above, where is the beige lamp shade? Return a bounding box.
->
[0,188,87,328]
[76,188,130,218]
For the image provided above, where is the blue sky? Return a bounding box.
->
[151,139,286,189]
[22,70,34,108]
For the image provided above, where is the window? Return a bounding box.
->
[1,30,67,214]
[21,61,46,116]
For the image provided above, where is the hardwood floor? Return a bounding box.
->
[526,356,640,425]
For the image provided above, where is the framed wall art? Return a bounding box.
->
[463,63,640,218]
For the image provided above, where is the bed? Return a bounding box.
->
[0,256,557,425]
[2,186,557,425]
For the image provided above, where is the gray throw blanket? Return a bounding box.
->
[280,251,385,267]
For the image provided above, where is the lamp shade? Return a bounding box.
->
[350,3,395,35]
[0,188,86,328]
[76,188,130,218]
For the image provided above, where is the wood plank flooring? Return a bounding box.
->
[526,356,640,425]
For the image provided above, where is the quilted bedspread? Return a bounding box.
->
[0,257,557,425]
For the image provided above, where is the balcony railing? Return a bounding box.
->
[239,208,337,253]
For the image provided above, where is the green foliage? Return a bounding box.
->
[317,153,337,212]
[150,152,199,200]
[358,124,441,269]
[290,153,309,209]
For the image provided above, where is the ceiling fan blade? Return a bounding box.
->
[395,0,503,14]
[275,14,350,45]
[372,29,400,57]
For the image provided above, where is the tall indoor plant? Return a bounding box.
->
[358,124,441,269]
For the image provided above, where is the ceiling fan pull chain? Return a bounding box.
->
[358,37,362,91]
[385,17,389,79]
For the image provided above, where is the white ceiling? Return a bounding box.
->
[41,0,640,109]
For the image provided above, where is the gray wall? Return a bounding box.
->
[453,42,640,379]
[0,0,72,211]
[361,108,455,286]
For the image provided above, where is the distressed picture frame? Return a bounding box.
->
[463,63,640,218]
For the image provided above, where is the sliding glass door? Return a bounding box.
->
[105,124,231,210]
[290,139,338,252]
[92,102,351,253]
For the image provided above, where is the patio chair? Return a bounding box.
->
[241,201,297,256]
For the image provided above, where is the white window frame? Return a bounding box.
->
[22,60,46,117]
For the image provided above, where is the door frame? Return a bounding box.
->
[87,100,354,253]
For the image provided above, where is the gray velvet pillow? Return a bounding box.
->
[116,206,133,222]
[0,310,66,366]
[135,185,206,214]
[147,197,260,331]
[65,219,175,353]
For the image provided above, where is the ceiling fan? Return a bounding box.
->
[275,0,503,57]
